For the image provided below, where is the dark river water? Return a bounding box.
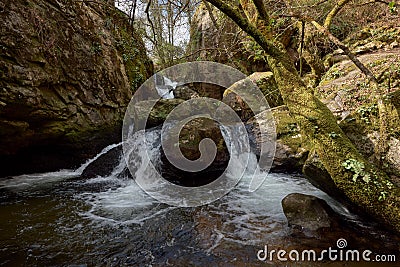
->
[0,130,399,266]
[1,171,398,266]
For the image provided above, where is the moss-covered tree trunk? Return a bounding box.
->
[206,0,400,232]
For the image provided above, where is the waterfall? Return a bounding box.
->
[154,74,179,99]
[0,125,356,223]
[75,142,123,175]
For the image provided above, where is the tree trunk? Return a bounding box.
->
[267,49,400,232]
[205,0,400,232]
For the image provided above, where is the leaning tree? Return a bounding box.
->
[205,0,400,232]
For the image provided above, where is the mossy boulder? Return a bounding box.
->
[160,118,229,187]
[0,0,153,176]
[132,99,186,129]
[325,24,400,68]
[247,106,309,173]
[319,50,400,120]
[174,85,200,100]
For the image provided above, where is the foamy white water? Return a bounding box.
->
[0,126,355,232]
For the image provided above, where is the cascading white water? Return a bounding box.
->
[0,125,356,227]
[74,125,356,232]
[155,75,178,99]
[0,142,122,191]
[2,125,395,267]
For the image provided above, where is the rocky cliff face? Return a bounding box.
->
[0,0,153,176]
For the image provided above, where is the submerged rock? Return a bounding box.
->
[282,193,340,231]
[0,0,153,176]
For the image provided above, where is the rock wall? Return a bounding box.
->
[0,0,153,176]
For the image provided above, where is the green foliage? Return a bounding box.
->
[342,159,395,202]
[241,37,267,62]
[378,191,388,201]
[357,104,378,124]
[286,123,299,135]
[373,179,394,201]
[388,1,397,14]
[104,17,113,30]
[342,159,371,183]
[330,68,344,79]
[131,67,145,91]
[113,23,151,92]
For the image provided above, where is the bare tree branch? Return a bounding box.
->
[204,0,288,67]
[252,0,270,22]
[145,0,158,47]
[310,20,378,84]
[203,0,220,30]
[324,0,352,29]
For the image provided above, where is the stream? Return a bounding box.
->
[0,128,399,266]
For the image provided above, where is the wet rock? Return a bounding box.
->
[160,118,229,187]
[192,83,226,100]
[282,193,340,231]
[0,0,153,177]
[81,145,123,179]
[132,99,186,129]
[272,141,308,173]
[174,85,200,100]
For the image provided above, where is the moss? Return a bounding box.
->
[272,107,311,155]
[267,52,400,231]
[110,9,154,92]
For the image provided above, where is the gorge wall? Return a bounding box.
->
[0,0,153,176]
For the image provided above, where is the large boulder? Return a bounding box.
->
[0,0,153,176]
[80,145,123,179]
[132,99,186,129]
[246,106,308,173]
[160,118,229,187]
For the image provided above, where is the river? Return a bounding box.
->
[0,128,398,266]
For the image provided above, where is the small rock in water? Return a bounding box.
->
[282,193,340,231]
